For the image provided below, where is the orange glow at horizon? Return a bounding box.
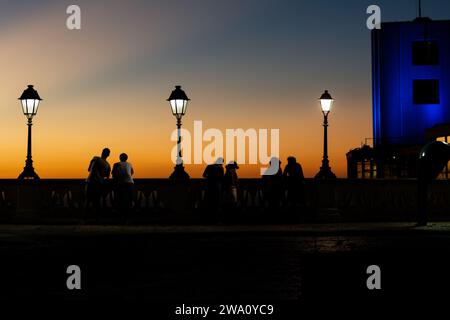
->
[0,1,373,179]
[0,90,372,179]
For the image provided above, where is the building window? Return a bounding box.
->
[357,162,363,179]
[413,41,439,65]
[383,165,395,179]
[356,159,376,179]
[364,161,371,179]
[438,163,450,180]
[413,80,440,104]
[437,136,450,180]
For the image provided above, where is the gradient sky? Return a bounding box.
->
[1,0,450,178]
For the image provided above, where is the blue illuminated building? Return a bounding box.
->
[348,17,450,179]
[373,17,450,147]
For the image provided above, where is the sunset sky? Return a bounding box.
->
[1,0,450,178]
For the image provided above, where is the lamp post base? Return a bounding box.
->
[18,166,40,180]
[169,164,190,180]
[315,167,336,180]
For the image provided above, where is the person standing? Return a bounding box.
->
[86,148,112,218]
[224,161,240,209]
[262,157,284,209]
[283,156,305,207]
[112,153,135,220]
[203,158,225,211]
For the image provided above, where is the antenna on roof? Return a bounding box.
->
[414,0,431,23]
[418,0,422,18]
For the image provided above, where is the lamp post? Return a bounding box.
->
[315,90,336,180]
[18,85,42,180]
[167,85,190,180]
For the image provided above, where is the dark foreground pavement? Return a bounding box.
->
[1,223,450,316]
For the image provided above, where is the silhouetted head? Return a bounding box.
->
[102,148,111,159]
[287,156,296,165]
[269,157,281,166]
[226,161,239,170]
[215,157,224,165]
[120,153,128,162]
[262,157,281,176]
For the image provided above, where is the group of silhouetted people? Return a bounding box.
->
[262,156,305,209]
[85,148,134,221]
[202,156,305,211]
[84,148,305,221]
[203,158,241,211]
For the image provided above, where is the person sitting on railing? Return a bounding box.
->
[112,153,135,221]
[86,148,111,218]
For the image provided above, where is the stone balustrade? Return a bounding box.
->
[1,179,449,223]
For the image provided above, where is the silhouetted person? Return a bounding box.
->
[203,158,225,211]
[262,157,283,209]
[224,161,240,209]
[283,156,305,207]
[86,148,111,219]
[112,153,135,221]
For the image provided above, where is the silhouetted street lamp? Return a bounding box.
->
[18,85,42,180]
[315,90,336,180]
[167,85,190,180]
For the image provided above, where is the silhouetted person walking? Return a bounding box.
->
[262,157,284,209]
[112,153,135,221]
[86,148,111,220]
[224,161,240,209]
[283,156,305,207]
[203,158,225,212]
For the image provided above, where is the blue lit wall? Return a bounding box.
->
[372,20,450,147]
